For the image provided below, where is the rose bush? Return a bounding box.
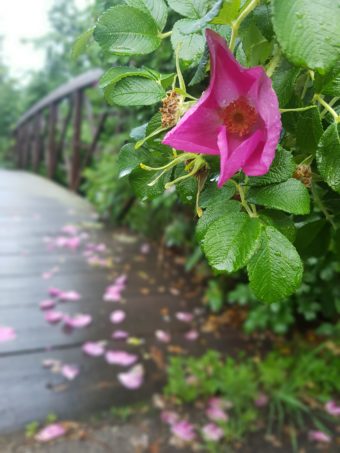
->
[78,0,340,305]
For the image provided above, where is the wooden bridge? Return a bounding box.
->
[12,69,114,191]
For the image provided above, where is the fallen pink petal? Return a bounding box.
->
[82,341,105,357]
[325,400,340,416]
[105,350,138,366]
[61,224,78,235]
[184,330,199,341]
[175,312,193,323]
[112,330,129,340]
[155,330,171,343]
[117,364,144,389]
[61,364,80,381]
[255,392,269,407]
[40,300,56,310]
[110,310,126,324]
[59,291,81,301]
[171,420,196,442]
[160,410,180,426]
[35,423,66,442]
[202,423,224,442]
[163,29,281,186]
[308,430,331,443]
[0,326,16,343]
[48,287,62,298]
[44,311,64,325]
[206,405,229,422]
[63,313,92,329]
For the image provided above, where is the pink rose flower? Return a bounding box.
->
[202,423,224,442]
[163,29,281,187]
[325,400,340,416]
[171,420,196,442]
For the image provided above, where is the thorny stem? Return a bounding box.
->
[313,94,340,123]
[229,0,260,52]
[311,182,336,229]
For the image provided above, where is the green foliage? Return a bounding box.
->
[165,343,340,441]
[272,0,340,73]
[83,0,340,307]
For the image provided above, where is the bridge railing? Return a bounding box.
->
[12,69,118,191]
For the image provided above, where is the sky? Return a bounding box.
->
[0,0,92,79]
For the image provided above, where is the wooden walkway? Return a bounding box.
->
[0,169,248,435]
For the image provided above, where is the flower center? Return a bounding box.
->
[222,97,258,137]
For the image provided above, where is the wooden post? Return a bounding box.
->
[57,97,73,162]
[69,89,83,191]
[47,102,58,179]
[32,113,43,172]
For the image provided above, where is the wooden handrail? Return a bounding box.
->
[12,68,119,192]
[15,69,103,129]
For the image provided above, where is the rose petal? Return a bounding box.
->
[176,312,193,323]
[112,330,129,340]
[44,311,64,324]
[308,430,331,443]
[184,330,199,341]
[40,300,56,310]
[202,423,224,442]
[82,341,105,357]
[110,310,126,324]
[105,350,138,366]
[35,423,66,442]
[63,313,92,329]
[171,420,196,442]
[61,364,79,381]
[155,330,171,343]
[59,291,81,301]
[117,364,144,389]
[0,326,16,343]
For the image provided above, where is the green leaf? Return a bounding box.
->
[189,44,209,85]
[72,28,94,59]
[315,62,340,97]
[272,0,340,73]
[247,179,310,215]
[296,109,323,154]
[94,5,161,55]
[200,181,235,208]
[167,0,209,19]
[316,123,340,193]
[171,19,205,63]
[253,3,273,41]
[99,66,157,89]
[125,0,168,31]
[247,226,303,303]
[104,77,165,106]
[271,59,300,107]
[118,143,142,178]
[196,200,241,242]
[248,147,296,186]
[180,0,223,34]
[129,166,170,200]
[260,209,296,243]
[211,0,240,25]
[146,112,163,136]
[240,22,272,66]
[202,212,261,273]
[295,219,331,258]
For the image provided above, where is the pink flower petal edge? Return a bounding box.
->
[0,326,16,343]
[35,423,66,442]
[117,364,144,389]
[162,29,281,187]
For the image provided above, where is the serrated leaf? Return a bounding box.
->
[200,181,235,207]
[189,44,209,85]
[180,0,223,34]
[196,199,241,242]
[171,19,205,63]
[253,3,273,41]
[295,219,331,258]
[94,5,161,55]
[125,0,168,31]
[260,209,296,242]
[247,179,310,215]
[211,0,240,25]
[296,109,323,154]
[247,226,303,303]
[271,59,300,107]
[118,143,142,178]
[167,0,209,19]
[203,212,261,273]
[99,66,157,89]
[146,113,163,136]
[240,22,272,66]
[72,28,94,59]
[316,123,340,193]
[272,0,340,73]
[129,166,170,200]
[104,77,165,106]
[248,147,296,186]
